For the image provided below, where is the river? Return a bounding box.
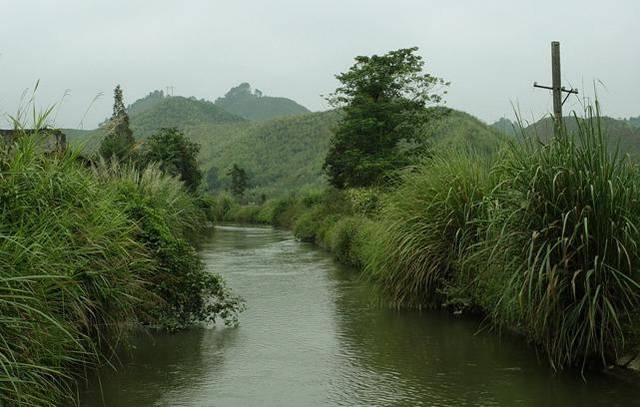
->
[80,225,640,406]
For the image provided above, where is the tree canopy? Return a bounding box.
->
[141,127,202,192]
[323,47,449,188]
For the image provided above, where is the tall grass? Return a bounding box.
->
[0,136,152,405]
[0,127,242,405]
[484,105,640,369]
[365,151,493,308]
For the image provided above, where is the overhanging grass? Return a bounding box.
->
[0,129,242,406]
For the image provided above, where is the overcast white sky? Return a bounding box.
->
[1,0,638,128]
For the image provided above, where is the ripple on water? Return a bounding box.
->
[80,226,640,407]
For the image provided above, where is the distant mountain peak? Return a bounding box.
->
[215,83,310,121]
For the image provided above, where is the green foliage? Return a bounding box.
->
[66,95,504,198]
[141,127,203,192]
[99,85,135,160]
[220,103,640,370]
[326,216,369,267]
[227,163,249,199]
[129,96,246,137]
[324,47,449,188]
[126,89,166,117]
[206,166,222,192]
[365,150,492,308]
[0,138,149,406]
[482,106,640,369]
[0,130,241,406]
[215,82,310,121]
[626,116,640,128]
[519,115,640,157]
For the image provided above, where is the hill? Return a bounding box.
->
[129,95,245,135]
[63,93,507,197]
[490,117,517,136]
[65,95,247,150]
[187,107,506,196]
[214,83,310,121]
[524,115,640,156]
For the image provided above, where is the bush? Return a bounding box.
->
[293,209,321,242]
[326,216,368,267]
[94,160,243,330]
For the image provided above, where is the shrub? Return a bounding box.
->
[94,160,243,330]
[326,216,368,267]
[293,209,321,242]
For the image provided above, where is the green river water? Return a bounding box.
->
[81,225,640,406]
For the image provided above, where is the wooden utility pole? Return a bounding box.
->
[533,41,578,128]
[551,41,563,121]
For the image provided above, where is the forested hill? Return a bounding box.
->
[191,107,507,196]
[64,92,506,197]
[214,83,310,121]
[64,94,246,150]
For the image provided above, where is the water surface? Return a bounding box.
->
[81,225,640,406]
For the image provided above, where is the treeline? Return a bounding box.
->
[217,47,640,372]
[0,90,243,406]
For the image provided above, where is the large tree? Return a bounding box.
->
[141,127,203,192]
[324,47,449,188]
[99,85,136,160]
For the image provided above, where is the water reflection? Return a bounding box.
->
[80,225,640,407]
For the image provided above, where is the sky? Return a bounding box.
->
[1,0,638,129]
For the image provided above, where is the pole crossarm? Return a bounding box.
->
[533,82,579,94]
[533,82,578,106]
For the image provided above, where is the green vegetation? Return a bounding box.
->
[0,126,241,406]
[65,86,505,198]
[99,85,135,160]
[140,127,203,192]
[626,116,640,128]
[220,106,640,371]
[324,47,449,188]
[227,163,249,200]
[215,82,310,121]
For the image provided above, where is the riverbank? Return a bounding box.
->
[0,132,241,406]
[217,109,640,373]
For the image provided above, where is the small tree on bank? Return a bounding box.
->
[323,47,449,188]
[227,164,248,199]
[100,85,135,161]
[141,127,203,192]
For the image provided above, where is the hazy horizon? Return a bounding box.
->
[1,0,638,129]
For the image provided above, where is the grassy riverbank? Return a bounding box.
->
[217,108,640,372]
[0,130,241,406]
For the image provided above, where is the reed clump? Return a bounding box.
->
[0,129,241,406]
